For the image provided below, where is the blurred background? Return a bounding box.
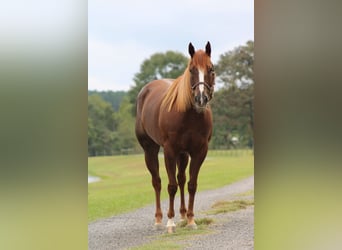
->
[88,40,254,156]
[88,0,254,156]
[1,0,342,250]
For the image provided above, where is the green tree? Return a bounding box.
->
[216,40,254,88]
[113,96,138,154]
[88,90,126,111]
[211,41,254,149]
[88,95,118,156]
[128,51,188,114]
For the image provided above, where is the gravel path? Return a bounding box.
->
[88,176,254,250]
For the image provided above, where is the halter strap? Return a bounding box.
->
[191,82,212,91]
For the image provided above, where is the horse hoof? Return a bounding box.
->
[154,223,165,230]
[187,223,198,230]
[179,215,187,222]
[167,225,176,233]
[166,218,176,233]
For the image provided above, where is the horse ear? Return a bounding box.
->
[205,41,211,57]
[188,42,195,58]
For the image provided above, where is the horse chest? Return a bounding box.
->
[160,112,211,150]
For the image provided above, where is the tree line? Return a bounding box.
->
[88,40,254,156]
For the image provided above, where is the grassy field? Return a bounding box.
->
[88,150,254,222]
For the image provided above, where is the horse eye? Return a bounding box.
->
[189,67,197,74]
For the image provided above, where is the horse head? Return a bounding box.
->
[188,42,215,112]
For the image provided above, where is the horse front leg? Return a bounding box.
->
[187,146,208,229]
[164,147,178,233]
[177,152,189,221]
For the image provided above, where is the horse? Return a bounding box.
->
[135,42,215,233]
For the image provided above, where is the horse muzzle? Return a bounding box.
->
[192,82,212,108]
[194,93,209,107]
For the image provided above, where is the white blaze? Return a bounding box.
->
[198,69,205,94]
[198,69,205,82]
[199,83,204,92]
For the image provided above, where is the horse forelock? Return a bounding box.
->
[191,50,212,70]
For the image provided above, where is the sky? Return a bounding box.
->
[89,0,254,91]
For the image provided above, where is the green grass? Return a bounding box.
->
[207,200,254,215]
[129,241,181,250]
[88,149,254,222]
[235,189,254,197]
[177,217,214,228]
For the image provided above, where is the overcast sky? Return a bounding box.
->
[89,0,254,91]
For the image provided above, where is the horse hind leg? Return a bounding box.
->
[177,152,189,221]
[139,137,163,229]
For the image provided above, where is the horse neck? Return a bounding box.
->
[162,69,192,112]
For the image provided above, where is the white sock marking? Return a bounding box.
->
[167,218,176,227]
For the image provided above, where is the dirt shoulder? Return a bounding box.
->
[88,176,254,250]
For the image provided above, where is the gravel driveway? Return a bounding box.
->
[88,176,254,250]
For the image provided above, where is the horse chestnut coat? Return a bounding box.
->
[135,42,215,233]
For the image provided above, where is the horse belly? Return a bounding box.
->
[142,109,163,145]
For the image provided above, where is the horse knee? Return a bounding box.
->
[168,184,178,196]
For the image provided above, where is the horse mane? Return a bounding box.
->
[161,50,212,112]
[161,61,192,112]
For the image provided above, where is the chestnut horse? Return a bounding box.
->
[135,42,215,233]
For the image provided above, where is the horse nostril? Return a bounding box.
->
[195,95,200,103]
[203,96,208,103]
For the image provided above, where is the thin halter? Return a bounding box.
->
[191,82,212,91]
